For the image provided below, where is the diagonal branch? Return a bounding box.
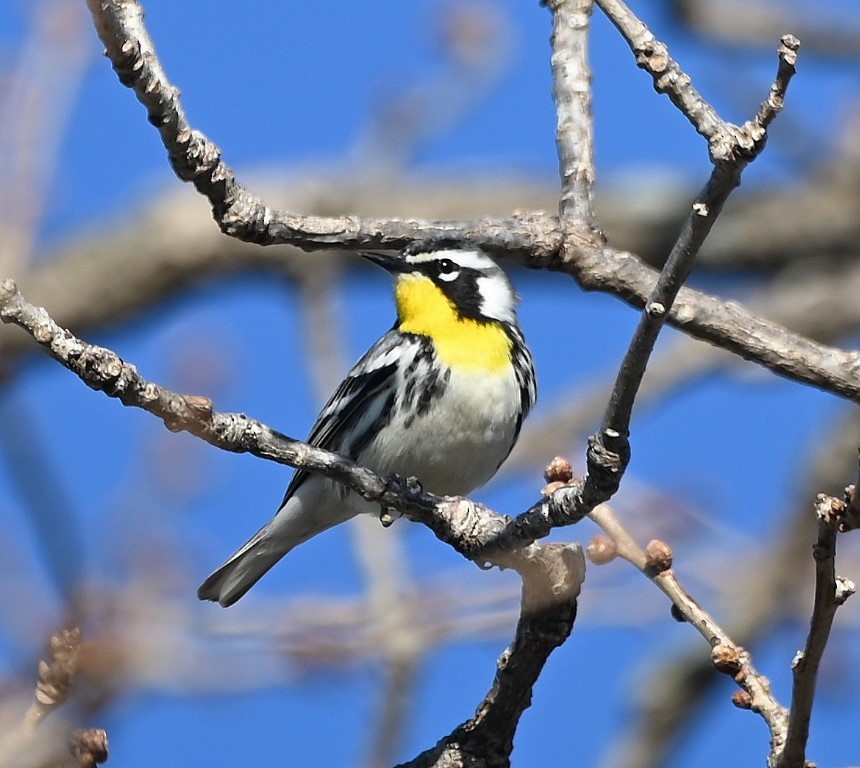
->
[0,277,588,766]
[504,37,801,544]
[0,278,451,548]
[76,0,860,414]
[0,628,107,768]
[589,505,791,763]
[0,278,582,565]
[591,5,800,439]
[596,406,860,768]
[84,0,558,257]
[596,27,798,443]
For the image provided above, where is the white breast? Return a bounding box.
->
[360,365,522,496]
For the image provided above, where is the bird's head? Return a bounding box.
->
[361,240,519,327]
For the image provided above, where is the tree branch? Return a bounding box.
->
[511,23,800,548]
[568,245,860,402]
[76,0,860,416]
[547,0,601,238]
[588,504,791,763]
[84,0,558,257]
[0,277,589,765]
[590,24,798,478]
[596,406,860,768]
[0,278,588,567]
[0,628,107,768]
[397,543,584,768]
[777,494,857,768]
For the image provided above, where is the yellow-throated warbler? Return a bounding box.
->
[198,240,537,606]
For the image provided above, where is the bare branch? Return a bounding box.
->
[777,495,857,768]
[547,0,601,238]
[595,0,799,165]
[24,628,82,731]
[600,29,798,439]
[753,36,800,132]
[0,278,583,565]
[67,1,860,417]
[0,278,436,539]
[84,0,557,256]
[597,406,860,768]
[589,505,790,761]
[0,278,589,765]
[516,32,801,546]
[570,244,860,402]
[397,544,584,768]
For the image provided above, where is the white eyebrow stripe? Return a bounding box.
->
[405,248,495,271]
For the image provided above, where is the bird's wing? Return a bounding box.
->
[507,322,537,433]
[280,329,421,504]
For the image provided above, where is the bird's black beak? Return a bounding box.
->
[359,250,409,274]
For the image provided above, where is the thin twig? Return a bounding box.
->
[0,278,453,548]
[600,30,799,438]
[0,629,93,767]
[537,30,802,538]
[588,505,790,760]
[598,406,860,768]
[777,495,856,768]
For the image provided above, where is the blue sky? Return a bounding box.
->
[2,1,859,767]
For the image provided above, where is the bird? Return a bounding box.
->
[198,239,537,606]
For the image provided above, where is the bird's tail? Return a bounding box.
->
[197,478,360,607]
[197,523,286,607]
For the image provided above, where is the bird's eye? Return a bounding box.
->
[436,259,459,279]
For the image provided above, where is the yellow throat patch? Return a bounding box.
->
[395,274,511,373]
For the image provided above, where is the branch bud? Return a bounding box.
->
[731,690,752,709]
[544,456,574,484]
[711,643,742,675]
[71,728,109,766]
[586,534,617,565]
[644,539,673,574]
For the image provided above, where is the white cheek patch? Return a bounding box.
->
[477,274,517,323]
[437,270,460,282]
